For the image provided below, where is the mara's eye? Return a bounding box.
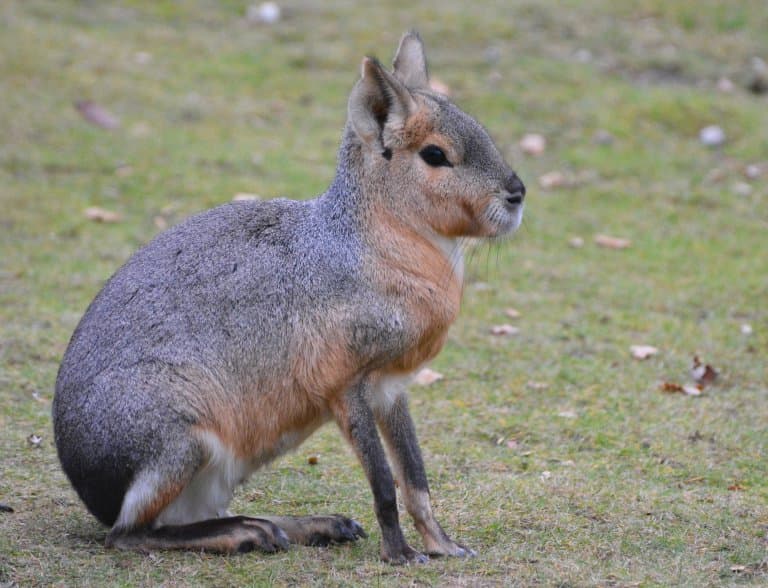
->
[419,145,452,168]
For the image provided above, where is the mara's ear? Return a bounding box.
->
[392,30,429,89]
[348,57,416,151]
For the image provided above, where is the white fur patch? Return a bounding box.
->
[432,234,465,282]
[368,373,412,416]
[155,431,248,527]
[114,469,162,530]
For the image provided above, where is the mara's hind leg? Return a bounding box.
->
[107,516,290,554]
[259,515,367,547]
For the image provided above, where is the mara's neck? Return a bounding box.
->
[317,125,464,282]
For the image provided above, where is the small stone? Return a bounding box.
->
[592,129,614,145]
[574,48,592,63]
[732,182,752,197]
[741,323,753,335]
[699,125,726,148]
[247,2,281,24]
[569,236,585,248]
[484,45,502,64]
[134,51,152,65]
[520,133,546,156]
[487,71,503,85]
[744,164,762,180]
[747,56,768,95]
[716,77,735,93]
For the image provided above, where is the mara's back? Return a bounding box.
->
[53,195,367,524]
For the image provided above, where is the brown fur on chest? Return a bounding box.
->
[366,209,463,373]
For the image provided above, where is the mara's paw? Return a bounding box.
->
[258,514,367,547]
[306,514,367,547]
[426,538,477,558]
[236,517,291,553]
[381,543,429,565]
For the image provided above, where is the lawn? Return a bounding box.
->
[1,1,766,586]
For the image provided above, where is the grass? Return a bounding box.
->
[1,0,767,585]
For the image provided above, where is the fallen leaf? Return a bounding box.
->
[84,207,122,223]
[683,384,702,396]
[27,434,42,448]
[504,308,521,319]
[660,382,703,396]
[429,77,451,96]
[728,483,745,491]
[595,234,631,249]
[233,192,261,201]
[558,410,577,419]
[520,133,546,156]
[691,356,718,386]
[539,170,566,189]
[413,368,443,386]
[307,455,319,466]
[506,439,519,450]
[540,471,552,481]
[115,164,133,177]
[660,381,684,394]
[526,381,549,390]
[630,345,658,360]
[490,324,520,336]
[741,323,753,335]
[75,100,120,129]
[730,565,746,573]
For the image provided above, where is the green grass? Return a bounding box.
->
[1,0,767,586]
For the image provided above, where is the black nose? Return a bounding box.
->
[504,174,526,205]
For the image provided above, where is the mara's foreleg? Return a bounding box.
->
[376,392,476,557]
[331,379,428,564]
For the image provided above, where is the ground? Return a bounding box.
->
[1,1,766,586]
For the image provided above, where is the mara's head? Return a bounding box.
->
[347,31,525,239]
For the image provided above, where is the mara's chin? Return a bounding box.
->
[491,203,523,238]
